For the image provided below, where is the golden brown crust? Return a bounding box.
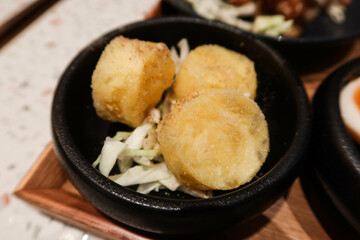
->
[91,36,176,128]
[172,44,257,99]
[157,89,269,190]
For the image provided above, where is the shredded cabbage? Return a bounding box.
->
[159,173,181,191]
[92,154,101,168]
[99,137,127,177]
[117,155,133,173]
[326,2,346,24]
[113,121,153,173]
[143,127,157,150]
[113,162,171,186]
[186,0,254,32]
[252,15,293,37]
[122,148,160,159]
[113,131,131,141]
[125,122,152,149]
[171,38,190,73]
[93,106,211,198]
[177,38,190,64]
[137,182,162,194]
[133,156,151,166]
[178,186,213,199]
[146,108,161,124]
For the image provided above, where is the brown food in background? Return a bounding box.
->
[330,0,351,5]
[257,0,309,20]
[227,0,253,5]
[228,0,352,37]
[257,0,351,21]
[282,23,303,37]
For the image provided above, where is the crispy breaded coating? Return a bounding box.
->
[91,36,176,128]
[157,89,269,190]
[173,44,257,99]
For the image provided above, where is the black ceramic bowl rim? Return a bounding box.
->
[163,0,360,46]
[316,57,360,164]
[52,17,310,214]
[313,57,360,231]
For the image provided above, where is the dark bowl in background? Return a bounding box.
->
[51,17,311,235]
[162,0,360,62]
[312,57,360,233]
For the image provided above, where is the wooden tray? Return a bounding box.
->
[14,143,359,240]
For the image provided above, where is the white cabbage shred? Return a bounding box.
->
[171,38,190,73]
[326,2,346,24]
[252,15,293,37]
[93,117,179,194]
[186,0,254,31]
[113,162,171,186]
[99,137,127,177]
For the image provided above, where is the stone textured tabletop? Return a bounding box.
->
[0,0,158,239]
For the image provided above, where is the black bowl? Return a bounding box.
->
[162,0,360,61]
[51,17,311,235]
[163,0,360,47]
[312,57,360,233]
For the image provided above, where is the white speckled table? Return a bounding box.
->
[0,0,37,25]
[0,0,158,239]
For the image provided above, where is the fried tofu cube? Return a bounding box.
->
[157,89,269,190]
[91,36,176,128]
[173,44,257,99]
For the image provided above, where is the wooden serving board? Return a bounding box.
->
[14,143,359,240]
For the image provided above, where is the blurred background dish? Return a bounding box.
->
[162,0,360,55]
